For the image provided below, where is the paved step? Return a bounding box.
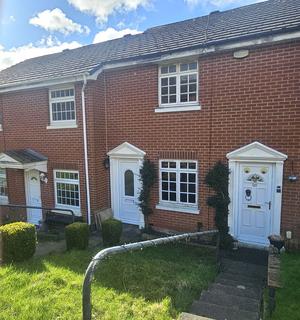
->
[200,290,260,313]
[215,276,262,290]
[190,301,259,320]
[208,283,262,300]
[221,260,267,279]
[218,271,266,286]
[179,313,213,320]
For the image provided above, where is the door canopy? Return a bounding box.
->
[107,142,146,159]
[227,141,287,162]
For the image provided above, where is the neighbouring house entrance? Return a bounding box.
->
[25,169,42,224]
[0,149,47,225]
[227,141,287,246]
[108,142,145,228]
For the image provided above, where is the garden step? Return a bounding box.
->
[208,283,262,300]
[221,260,267,279]
[216,271,265,286]
[179,312,213,320]
[190,301,259,320]
[215,276,262,290]
[200,290,260,312]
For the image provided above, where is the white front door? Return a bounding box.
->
[25,170,42,225]
[237,163,273,245]
[118,160,141,225]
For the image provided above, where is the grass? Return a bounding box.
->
[264,252,300,320]
[0,243,217,320]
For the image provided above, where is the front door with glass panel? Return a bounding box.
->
[118,160,141,225]
[25,169,42,225]
[238,163,273,245]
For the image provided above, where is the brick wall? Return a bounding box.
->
[94,41,300,236]
[0,40,299,239]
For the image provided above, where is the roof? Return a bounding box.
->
[4,149,47,164]
[0,0,299,88]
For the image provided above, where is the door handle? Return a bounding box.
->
[265,201,271,210]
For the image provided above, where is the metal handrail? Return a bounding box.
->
[82,229,218,320]
[0,204,75,222]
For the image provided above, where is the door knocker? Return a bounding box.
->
[245,189,252,201]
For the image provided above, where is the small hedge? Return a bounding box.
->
[102,218,122,246]
[0,222,36,263]
[65,222,89,250]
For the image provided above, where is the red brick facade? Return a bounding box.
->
[0,40,299,239]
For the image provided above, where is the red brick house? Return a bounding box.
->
[0,0,299,247]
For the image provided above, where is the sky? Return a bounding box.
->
[0,0,264,71]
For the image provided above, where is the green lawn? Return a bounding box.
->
[0,243,217,320]
[264,252,300,320]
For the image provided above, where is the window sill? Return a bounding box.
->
[52,208,81,216]
[156,203,199,214]
[155,104,201,113]
[0,124,2,131]
[47,123,78,130]
[0,197,8,204]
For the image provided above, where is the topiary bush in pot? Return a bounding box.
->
[0,221,36,263]
[65,222,89,250]
[101,218,123,246]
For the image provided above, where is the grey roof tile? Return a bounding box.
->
[0,0,299,87]
[5,149,47,163]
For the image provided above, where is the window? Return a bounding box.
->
[159,160,198,211]
[54,170,80,212]
[159,62,198,107]
[0,168,8,203]
[124,170,134,196]
[49,87,76,127]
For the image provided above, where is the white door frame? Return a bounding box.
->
[108,142,146,228]
[24,169,42,224]
[227,141,287,246]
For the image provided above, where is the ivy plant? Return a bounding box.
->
[205,161,233,249]
[138,159,157,230]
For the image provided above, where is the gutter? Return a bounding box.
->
[81,73,91,225]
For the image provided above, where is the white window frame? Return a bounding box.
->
[0,168,8,204]
[156,160,199,214]
[157,62,200,111]
[53,170,81,215]
[47,86,77,129]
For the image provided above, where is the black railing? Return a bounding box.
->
[0,204,75,223]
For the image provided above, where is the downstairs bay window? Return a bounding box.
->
[156,160,199,214]
[54,170,80,214]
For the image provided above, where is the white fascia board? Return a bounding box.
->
[1,30,300,92]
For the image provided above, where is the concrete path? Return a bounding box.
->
[182,247,268,320]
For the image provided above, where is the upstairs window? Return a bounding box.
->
[159,62,198,107]
[49,87,76,127]
[159,160,198,209]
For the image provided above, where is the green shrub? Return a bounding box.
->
[0,222,36,263]
[65,222,89,250]
[102,218,123,246]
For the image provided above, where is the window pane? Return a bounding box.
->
[180,194,187,202]
[180,94,188,102]
[169,95,176,103]
[161,87,168,95]
[161,172,168,180]
[169,77,176,85]
[180,63,188,72]
[170,182,176,191]
[188,184,196,193]
[161,66,168,74]
[189,173,196,183]
[161,162,168,168]
[124,170,134,196]
[170,192,176,201]
[180,162,188,169]
[181,173,187,182]
[162,192,168,200]
[170,172,176,181]
[169,162,176,168]
[180,183,187,192]
[189,74,197,82]
[189,62,197,70]
[180,75,188,84]
[189,94,196,101]
[162,182,168,190]
[161,78,168,86]
[161,96,168,104]
[181,85,188,93]
[169,65,176,73]
[189,194,196,203]
[169,86,176,94]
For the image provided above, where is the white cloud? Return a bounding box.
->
[184,0,265,8]
[93,27,141,43]
[0,36,82,71]
[68,0,150,23]
[29,8,90,35]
